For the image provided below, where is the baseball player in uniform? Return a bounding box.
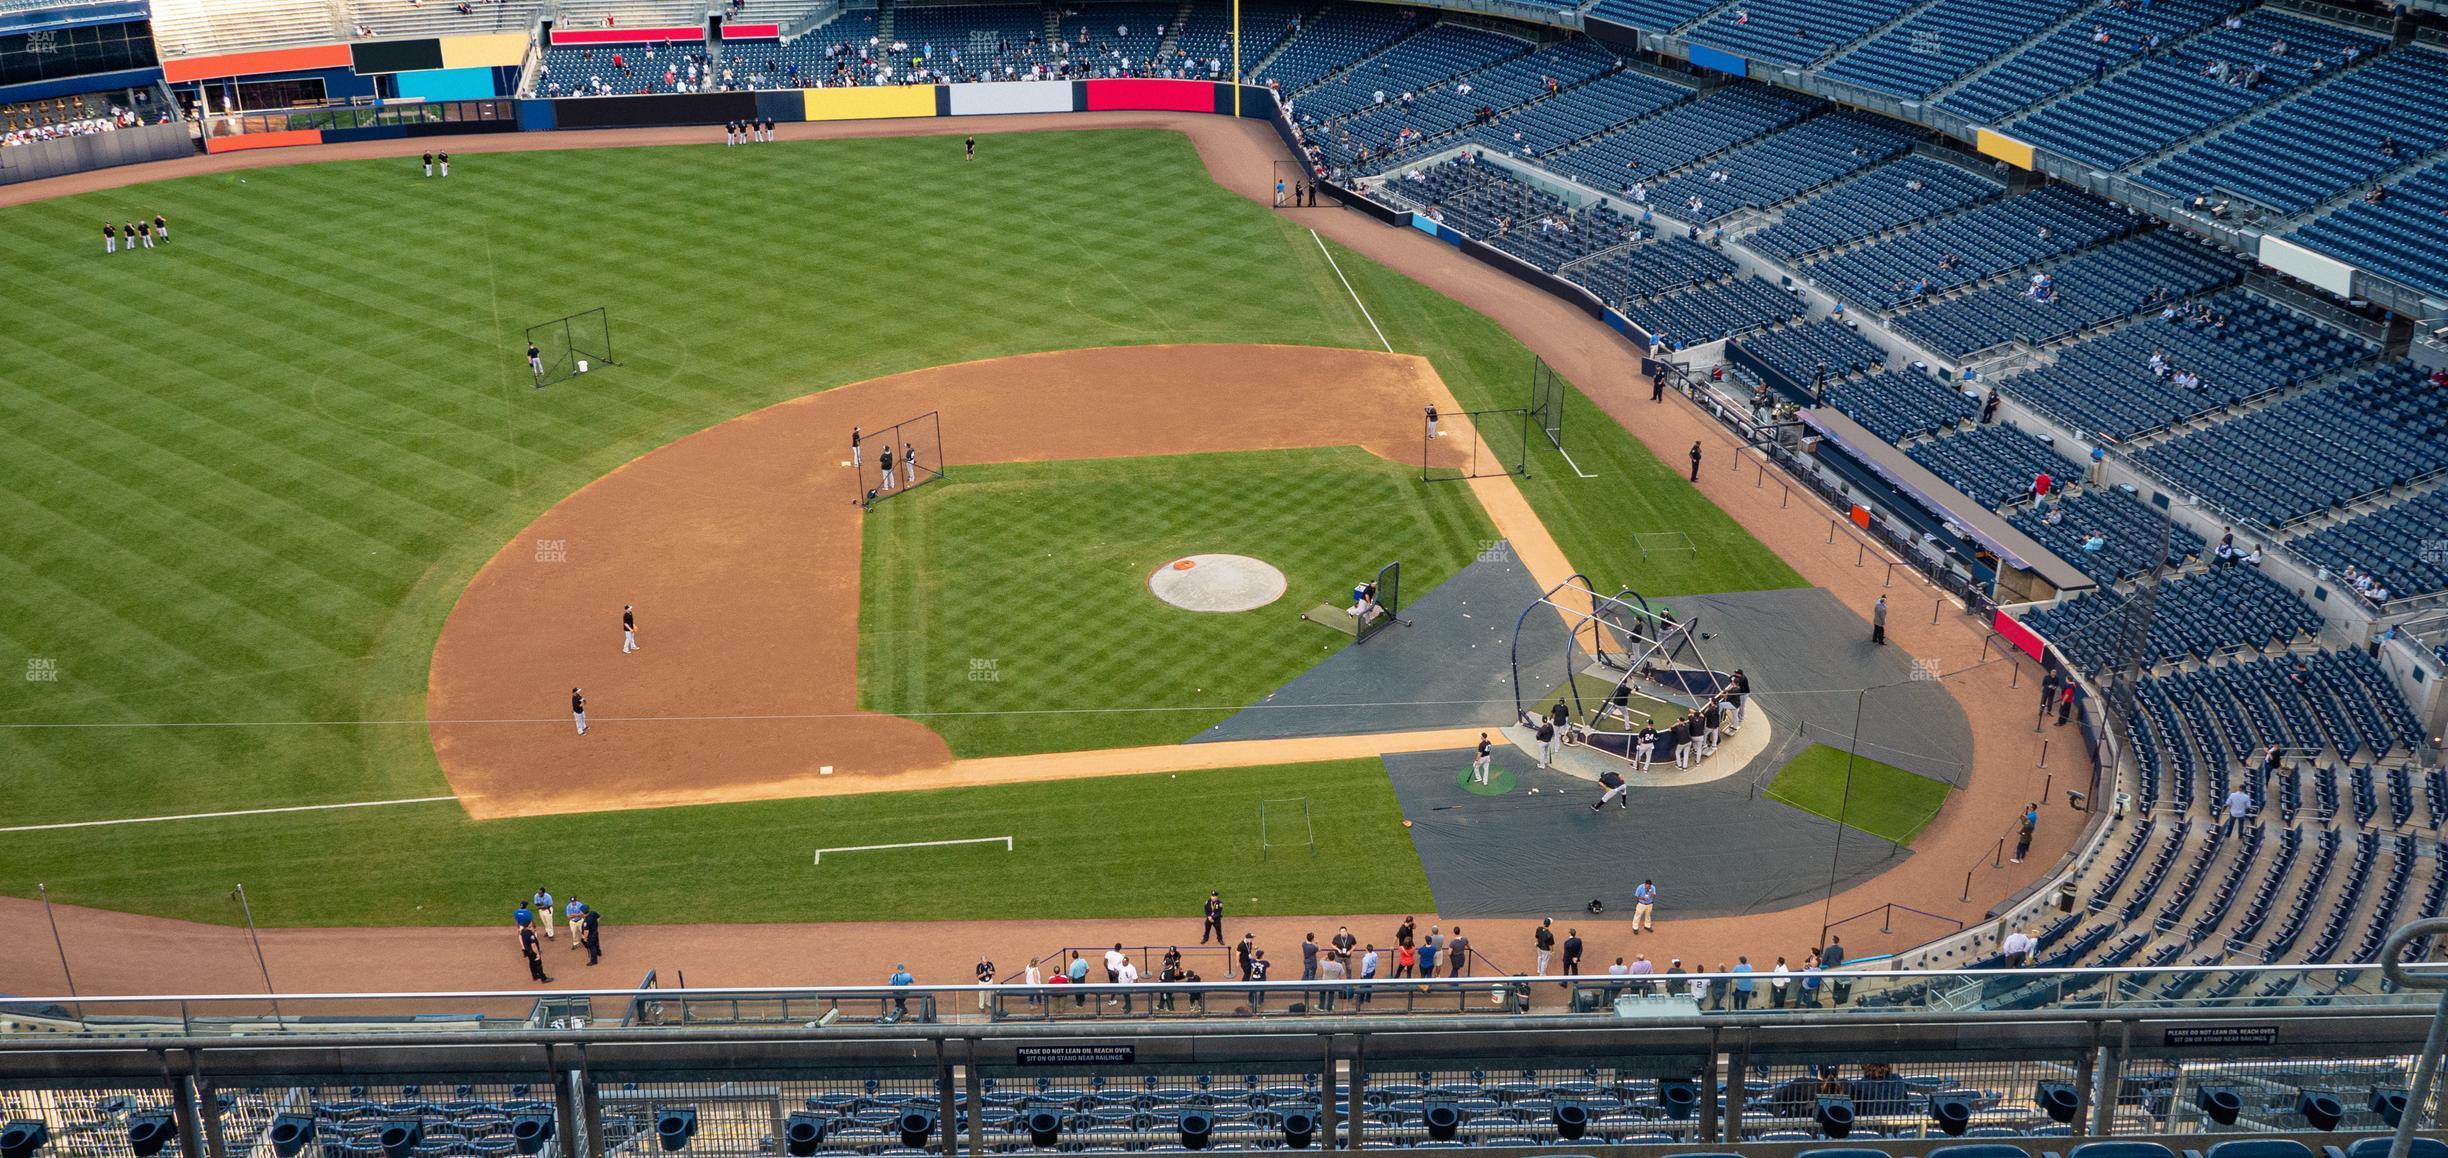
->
[422,151,434,177]
[903,442,916,487]
[725,119,738,146]
[622,605,638,653]
[762,116,776,142]
[1425,404,1439,439]
[154,214,168,243]
[571,687,588,735]
[878,444,895,492]
[104,223,116,254]
[529,342,545,381]
[123,222,137,252]
[138,220,152,249]
[1534,716,1557,769]
[850,426,861,469]
[965,136,975,160]
[438,151,450,177]
[1593,768,1628,810]
[1471,732,1493,784]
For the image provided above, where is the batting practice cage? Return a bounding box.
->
[854,410,947,508]
[1509,576,1733,763]
[1297,559,1404,644]
[527,307,620,389]
[1423,404,1530,482]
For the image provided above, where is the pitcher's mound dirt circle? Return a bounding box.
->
[1148,554,1288,612]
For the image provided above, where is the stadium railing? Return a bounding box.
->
[3,945,2446,1158]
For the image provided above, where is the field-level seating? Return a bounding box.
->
[1905,423,2077,507]
[2006,489,2205,582]
[1821,369,1979,442]
[1286,24,1533,125]
[2292,487,2448,601]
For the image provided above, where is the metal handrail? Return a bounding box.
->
[2378,917,2448,1158]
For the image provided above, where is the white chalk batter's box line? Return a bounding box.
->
[812,836,1014,864]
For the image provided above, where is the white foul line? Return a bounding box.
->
[1316,230,1597,479]
[1313,230,1392,354]
[0,796,459,834]
[813,835,1013,865]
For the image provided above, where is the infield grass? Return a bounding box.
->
[858,448,1493,756]
[1763,743,1953,846]
[0,126,1796,925]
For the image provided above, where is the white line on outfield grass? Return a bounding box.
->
[813,836,1012,865]
[1313,230,1392,354]
[0,796,458,834]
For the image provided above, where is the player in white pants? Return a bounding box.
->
[904,442,917,487]
[1633,726,1655,772]
[1470,733,1492,784]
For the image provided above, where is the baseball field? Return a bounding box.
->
[0,125,1804,929]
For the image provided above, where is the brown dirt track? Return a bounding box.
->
[430,344,1492,819]
[0,111,2080,999]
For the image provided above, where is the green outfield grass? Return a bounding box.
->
[859,448,1493,756]
[0,126,1796,925]
[1,760,1430,927]
[1763,743,1953,846]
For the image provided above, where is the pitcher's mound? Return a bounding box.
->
[1149,554,1287,613]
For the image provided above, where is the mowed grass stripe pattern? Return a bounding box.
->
[0,131,1359,827]
[859,449,1495,756]
[0,760,1430,927]
[1322,240,1804,598]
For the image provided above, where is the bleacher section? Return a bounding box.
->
[1680,0,1917,69]
[1642,109,1918,222]
[2008,10,2386,172]
[1743,153,2002,260]
[1310,37,1616,170]
[543,39,706,96]
[2135,45,2448,215]
[896,3,1053,77]
[1803,184,2132,311]
[1253,2,1424,94]
[350,0,539,39]
[1584,0,1722,34]
[2132,359,2448,527]
[2293,488,2448,601]
[556,0,704,31]
[1994,290,2372,440]
[1051,2,1177,72]
[750,9,887,89]
[1936,0,2235,124]
[149,0,343,57]
[1285,24,1530,125]
[1819,0,2083,98]
[1905,422,2076,507]
[2291,156,2448,300]
[2022,565,2323,671]
[1460,69,1694,160]
[1540,82,1816,195]
[1890,229,2244,358]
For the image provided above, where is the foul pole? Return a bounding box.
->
[1231,0,1242,116]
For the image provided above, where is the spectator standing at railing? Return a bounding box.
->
[1731,957,1755,1009]
[1770,956,1790,1007]
[1236,932,1256,981]
[1627,953,1655,995]
[1448,928,1472,976]
[1823,937,1850,1004]
[1245,949,1272,1009]
[1420,926,1442,976]
[975,955,997,1012]
[888,964,914,1015]
[1301,932,1319,980]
